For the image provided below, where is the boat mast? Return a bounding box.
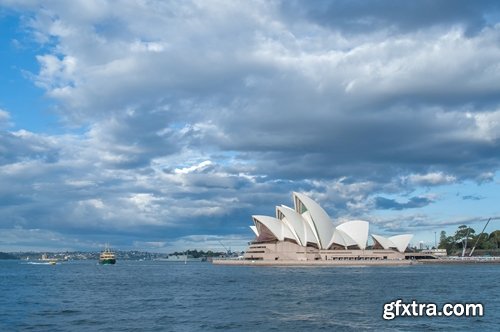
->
[469,218,492,257]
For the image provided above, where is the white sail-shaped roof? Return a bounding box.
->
[336,220,369,250]
[276,206,302,245]
[371,234,394,249]
[249,225,259,237]
[389,234,413,253]
[371,234,413,253]
[327,228,357,249]
[276,205,318,246]
[293,192,334,249]
[252,215,295,242]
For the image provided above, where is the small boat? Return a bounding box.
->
[99,246,116,265]
[40,253,58,265]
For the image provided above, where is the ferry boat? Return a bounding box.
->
[99,247,116,265]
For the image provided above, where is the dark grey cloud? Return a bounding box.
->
[374,196,433,210]
[281,0,500,36]
[0,130,59,165]
[208,107,500,184]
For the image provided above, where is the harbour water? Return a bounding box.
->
[0,260,498,331]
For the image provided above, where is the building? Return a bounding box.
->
[421,249,447,257]
[243,192,413,262]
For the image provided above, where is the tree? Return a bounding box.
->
[439,226,500,256]
[454,225,475,247]
[489,230,500,249]
[471,232,494,250]
[438,231,448,249]
[454,225,476,256]
[437,230,457,254]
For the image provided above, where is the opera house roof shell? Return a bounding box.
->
[371,234,414,253]
[250,192,413,253]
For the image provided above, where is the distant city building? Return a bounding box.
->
[244,192,414,262]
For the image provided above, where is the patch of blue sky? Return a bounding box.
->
[424,175,499,217]
[371,173,500,244]
[0,11,59,133]
[484,9,500,25]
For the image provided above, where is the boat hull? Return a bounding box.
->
[99,259,116,265]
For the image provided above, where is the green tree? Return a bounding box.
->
[489,230,500,249]
[470,232,494,250]
[438,231,448,249]
[440,226,500,256]
[454,225,475,248]
[437,230,457,254]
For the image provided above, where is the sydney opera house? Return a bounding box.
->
[243,192,413,262]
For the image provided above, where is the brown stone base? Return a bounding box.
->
[213,258,415,267]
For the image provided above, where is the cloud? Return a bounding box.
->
[1,1,500,250]
[462,195,484,201]
[405,172,457,186]
[374,196,434,210]
[16,2,500,184]
[0,109,11,128]
[281,0,500,35]
[174,160,213,175]
[368,214,499,235]
[0,129,60,166]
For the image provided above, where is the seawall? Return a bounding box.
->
[212,259,415,267]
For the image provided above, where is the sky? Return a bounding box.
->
[1,0,500,253]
